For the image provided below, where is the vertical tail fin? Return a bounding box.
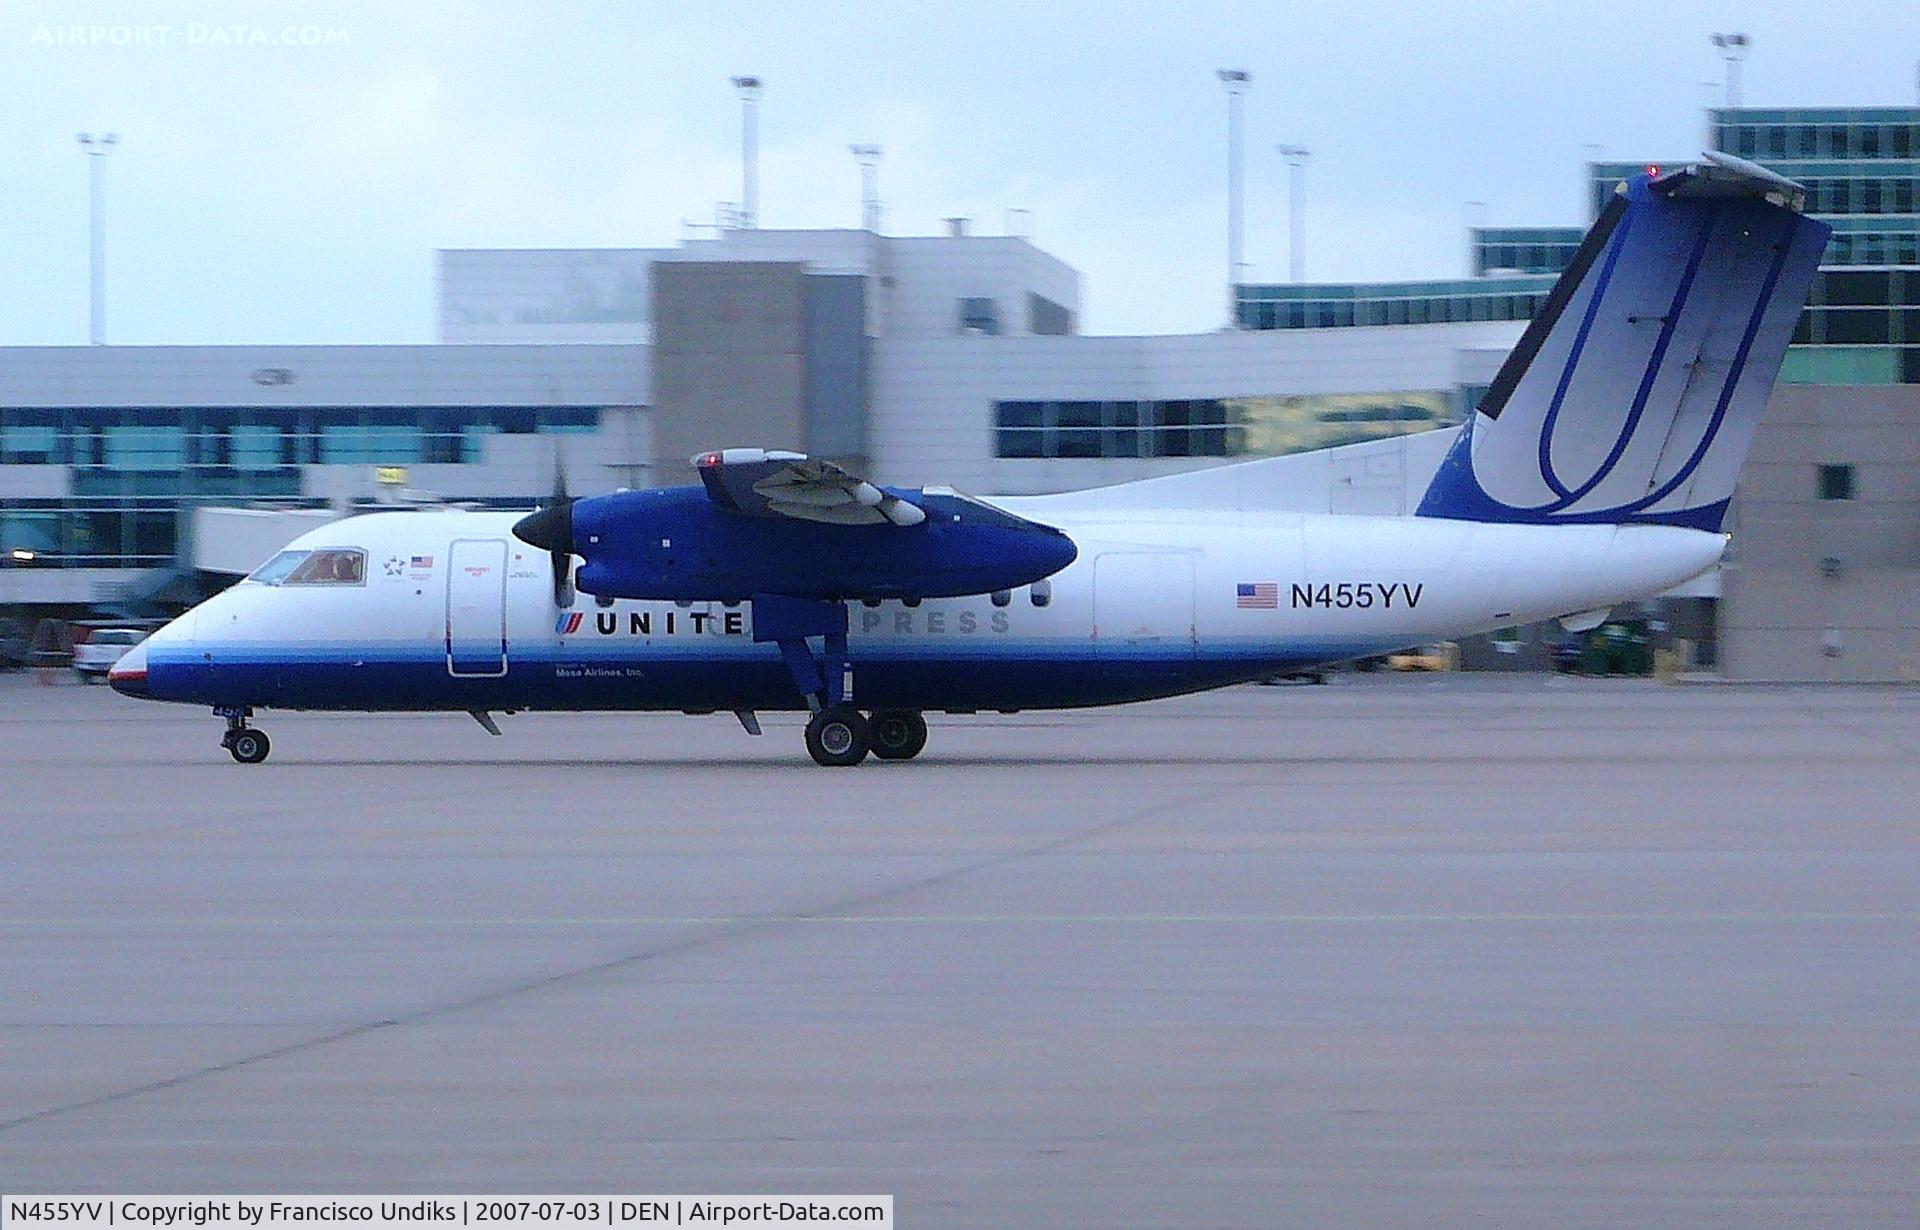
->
[1418,153,1831,530]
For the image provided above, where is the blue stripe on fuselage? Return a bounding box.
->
[142,641,1385,713]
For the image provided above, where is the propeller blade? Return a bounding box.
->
[513,441,577,607]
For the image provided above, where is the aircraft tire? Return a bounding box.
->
[868,709,928,760]
[228,729,271,765]
[805,705,870,767]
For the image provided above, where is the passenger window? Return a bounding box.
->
[283,548,367,586]
[1030,579,1052,608]
[991,589,1011,607]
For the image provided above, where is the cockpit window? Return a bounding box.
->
[286,549,366,585]
[248,548,366,586]
[247,550,309,585]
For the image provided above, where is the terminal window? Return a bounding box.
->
[1817,463,1856,501]
[958,297,1001,336]
[992,392,1454,460]
[1,425,59,463]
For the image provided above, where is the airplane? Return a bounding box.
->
[109,153,1829,766]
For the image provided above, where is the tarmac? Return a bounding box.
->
[1,671,1917,1227]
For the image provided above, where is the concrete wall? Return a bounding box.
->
[1721,384,1920,680]
[650,262,809,483]
[0,344,650,409]
[879,236,1081,340]
[801,275,869,466]
[437,250,659,344]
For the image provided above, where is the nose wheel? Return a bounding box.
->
[226,729,271,764]
[217,708,271,764]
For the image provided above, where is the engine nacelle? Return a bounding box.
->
[545,486,1076,603]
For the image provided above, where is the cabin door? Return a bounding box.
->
[446,538,509,677]
[1092,552,1197,659]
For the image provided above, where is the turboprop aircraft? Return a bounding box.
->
[111,153,1829,765]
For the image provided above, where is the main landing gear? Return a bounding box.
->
[752,594,930,767]
[867,708,929,761]
[217,707,271,764]
[804,705,870,767]
[800,706,929,767]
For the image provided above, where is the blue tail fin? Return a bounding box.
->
[1418,153,1830,530]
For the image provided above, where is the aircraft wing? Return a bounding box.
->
[693,448,928,527]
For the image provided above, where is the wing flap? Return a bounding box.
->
[695,449,927,527]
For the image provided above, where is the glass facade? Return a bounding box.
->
[1472,227,1586,275]
[994,391,1459,460]
[995,399,1232,458]
[1710,107,1920,383]
[1235,275,1557,330]
[0,404,602,568]
[1240,109,1920,387]
[1712,107,1920,170]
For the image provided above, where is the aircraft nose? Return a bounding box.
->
[107,640,151,698]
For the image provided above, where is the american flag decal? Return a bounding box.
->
[1236,582,1279,609]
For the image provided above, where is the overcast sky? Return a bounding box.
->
[3,0,1917,345]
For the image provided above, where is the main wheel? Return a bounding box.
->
[804,705,870,767]
[228,729,271,764]
[868,709,928,761]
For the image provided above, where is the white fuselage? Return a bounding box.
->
[121,504,1725,715]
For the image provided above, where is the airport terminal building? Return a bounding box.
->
[3,105,1916,680]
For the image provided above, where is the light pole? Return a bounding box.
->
[849,144,882,232]
[77,131,118,345]
[731,75,762,228]
[1711,33,1749,109]
[1216,68,1250,327]
[1277,145,1309,282]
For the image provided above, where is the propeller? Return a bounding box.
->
[512,446,575,607]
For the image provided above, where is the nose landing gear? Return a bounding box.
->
[216,707,271,764]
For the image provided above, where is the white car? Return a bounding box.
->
[73,628,148,681]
